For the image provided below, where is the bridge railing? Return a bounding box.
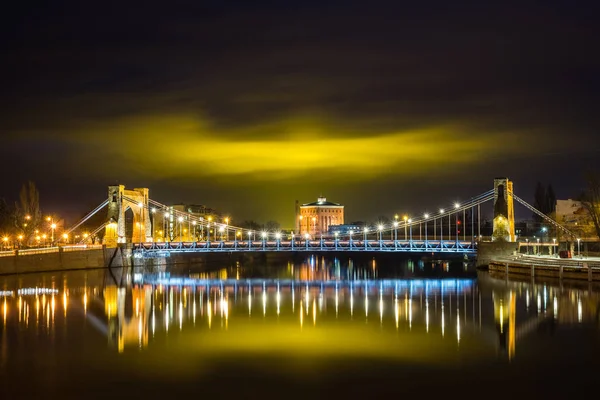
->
[132,239,477,257]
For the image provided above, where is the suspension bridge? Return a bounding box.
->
[57,177,575,259]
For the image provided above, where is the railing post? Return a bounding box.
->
[559,265,563,280]
[585,263,591,282]
[291,238,294,250]
[305,239,309,250]
[277,239,280,251]
[335,239,338,250]
[365,239,368,250]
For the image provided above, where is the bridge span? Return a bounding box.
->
[132,239,477,258]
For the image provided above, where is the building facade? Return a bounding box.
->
[556,199,596,239]
[296,196,344,237]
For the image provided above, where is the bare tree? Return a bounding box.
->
[580,172,600,239]
[15,181,42,241]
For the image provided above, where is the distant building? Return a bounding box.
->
[556,199,596,239]
[328,224,361,235]
[296,196,344,237]
[154,203,221,242]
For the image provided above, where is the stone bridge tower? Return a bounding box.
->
[104,185,152,247]
[492,178,515,242]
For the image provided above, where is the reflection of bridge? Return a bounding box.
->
[59,177,576,257]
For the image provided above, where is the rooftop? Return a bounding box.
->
[301,196,342,207]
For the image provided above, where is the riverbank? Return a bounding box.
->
[488,255,600,282]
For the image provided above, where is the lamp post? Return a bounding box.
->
[454,203,460,243]
[424,213,429,245]
[577,238,581,258]
[408,219,413,246]
[393,221,398,242]
[403,216,408,241]
[536,238,540,256]
[525,238,529,255]
[224,217,229,241]
[178,216,184,242]
[378,224,383,242]
[439,209,444,246]
[552,238,556,257]
[349,230,354,248]
[363,227,369,243]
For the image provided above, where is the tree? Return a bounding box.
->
[239,220,262,231]
[545,184,557,215]
[15,181,42,241]
[580,172,600,239]
[0,198,15,235]
[533,182,546,223]
[263,220,280,232]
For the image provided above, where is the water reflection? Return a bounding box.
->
[0,268,598,365]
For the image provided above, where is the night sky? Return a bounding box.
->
[1,0,599,226]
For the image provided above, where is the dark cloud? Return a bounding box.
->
[1,0,599,225]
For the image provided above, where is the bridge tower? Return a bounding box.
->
[104,185,152,247]
[492,178,515,242]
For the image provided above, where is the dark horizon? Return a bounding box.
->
[1,0,599,226]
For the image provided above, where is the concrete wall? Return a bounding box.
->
[476,241,519,267]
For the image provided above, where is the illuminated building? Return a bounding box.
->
[296,196,344,237]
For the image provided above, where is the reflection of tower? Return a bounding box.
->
[492,178,515,242]
[105,285,151,352]
[493,291,516,360]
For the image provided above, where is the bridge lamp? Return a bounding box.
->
[164,212,170,217]
[62,233,68,239]
[219,226,225,232]
[439,209,444,214]
[393,221,398,227]
[349,230,354,236]
[138,202,143,208]
[192,221,197,226]
[424,213,429,219]
[248,231,253,237]
[408,218,412,223]
[305,233,310,240]
[334,232,339,238]
[454,203,460,209]
[51,223,57,230]
[378,224,383,231]
[261,231,267,239]
[151,208,156,213]
[275,233,281,240]
[83,233,89,239]
[403,215,408,222]
[394,214,399,220]
[178,216,184,223]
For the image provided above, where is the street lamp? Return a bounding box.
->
[178,216,184,241]
[424,213,429,244]
[393,221,398,241]
[552,238,556,256]
[377,224,383,242]
[364,227,369,242]
[439,209,444,244]
[219,225,225,241]
[577,238,581,258]
[454,203,460,242]
[408,219,413,244]
[403,215,408,241]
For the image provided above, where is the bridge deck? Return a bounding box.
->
[132,239,477,257]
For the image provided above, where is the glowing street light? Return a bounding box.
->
[393,221,399,241]
[377,224,383,241]
[403,215,408,241]
[577,238,581,258]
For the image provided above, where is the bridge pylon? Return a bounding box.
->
[104,185,152,247]
[492,177,516,242]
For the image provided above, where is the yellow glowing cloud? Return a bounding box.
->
[78,115,525,181]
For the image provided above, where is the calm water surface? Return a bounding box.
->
[1,255,599,398]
